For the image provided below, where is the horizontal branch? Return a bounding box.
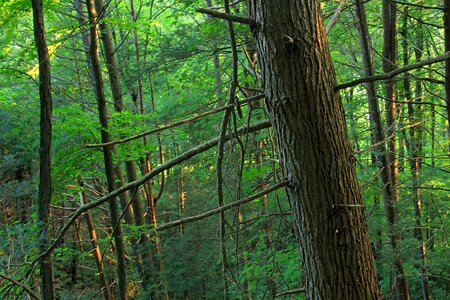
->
[85,94,265,148]
[335,52,450,90]
[196,7,257,26]
[156,181,288,232]
[26,120,272,274]
[415,186,450,192]
[354,133,395,155]
[275,288,306,297]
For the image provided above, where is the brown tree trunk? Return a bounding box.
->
[444,0,450,144]
[401,8,430,300]
[31,0,54,298]
[354,0,407,291]
[86,1,128,298]
[248,1,381,298]
[382,1,410,299]
[78,177,112,300]
[93,0,157,294]
[206,0,224,103]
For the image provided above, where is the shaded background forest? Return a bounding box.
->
[0,0,449,299]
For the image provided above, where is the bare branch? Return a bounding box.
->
[85,94,265,148]
[196,7,257,26]
[354,133,395,155]
[156,181,288,231]
[25,120,272,275]
[0,273,39,300]
[326,0,347,33]
[335,52,450,90]
[275,288,306,297]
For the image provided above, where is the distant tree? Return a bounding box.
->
[31,0,54,298]
[86,0,128,298]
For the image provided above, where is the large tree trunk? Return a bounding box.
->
[248,1,381,298]
[31,0,54,298]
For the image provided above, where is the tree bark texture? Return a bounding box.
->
[86,1,128,298]
[31,0,55,298]
[249,1,381,299]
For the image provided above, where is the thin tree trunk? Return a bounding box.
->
[93,0,157,294]
[382,1,410,299]
[248,0,381,298]
[31,0,54,298]
[86,1,128,298]
[206,0,224,103]
[128,1,169,296]
[402,7,431,299]
[74,0,135,226]
[78,177,112,300]
[354,1,408,295]
[444,0,450,144]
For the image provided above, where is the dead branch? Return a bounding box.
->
[275,288,306,297]
[196,7,256,26]
[0,273,39,300]
[25,120,271,276]
[85,94,265,148]
[156,181,287,231]
[335,52,450,90]
[326,0,347,33]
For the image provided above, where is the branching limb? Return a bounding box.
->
[156,181,288,231]
[335,52,450,90]
[25,120,271,276]
[0,273,39,300]
[85,94,264,148]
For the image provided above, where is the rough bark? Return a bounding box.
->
[249,1,381,298]
[31,0,54,298]
[382,1,410,299]
[86,0,128,298]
